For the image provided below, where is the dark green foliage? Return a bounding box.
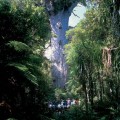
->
[50,0,86,14]
[0,0,53,119]
[56,106,97,120]
[53,0,72,13]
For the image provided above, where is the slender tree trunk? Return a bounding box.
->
[88,62,94,108]
[89,75,93,107]
[98,70,103,102]
[83,83,89,114]
[112,0,120,37]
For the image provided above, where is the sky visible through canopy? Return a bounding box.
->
[69,4,86,27]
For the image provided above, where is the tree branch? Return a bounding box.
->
[72,11,80,18]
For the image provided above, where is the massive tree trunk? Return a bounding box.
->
[45,3,77,88]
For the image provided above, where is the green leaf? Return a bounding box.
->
[7,41,31,52]
[7,63,38,86]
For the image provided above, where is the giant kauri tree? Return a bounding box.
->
[44,0,87,88]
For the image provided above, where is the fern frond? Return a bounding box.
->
[7,63,38,86]
[7,41,31,52]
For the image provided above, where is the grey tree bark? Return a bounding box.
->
[45,3,77,88]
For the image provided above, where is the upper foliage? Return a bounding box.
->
[46,0,87,14]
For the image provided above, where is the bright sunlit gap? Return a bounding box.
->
[69,3,86,27]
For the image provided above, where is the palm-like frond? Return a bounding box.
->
[7,41,31,53]
[7,63,38,86]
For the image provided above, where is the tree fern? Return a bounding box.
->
[7,63,38,86]
[7,41,31,53]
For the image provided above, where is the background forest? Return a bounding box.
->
[63,0,120,120]
[0,0,120,120]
